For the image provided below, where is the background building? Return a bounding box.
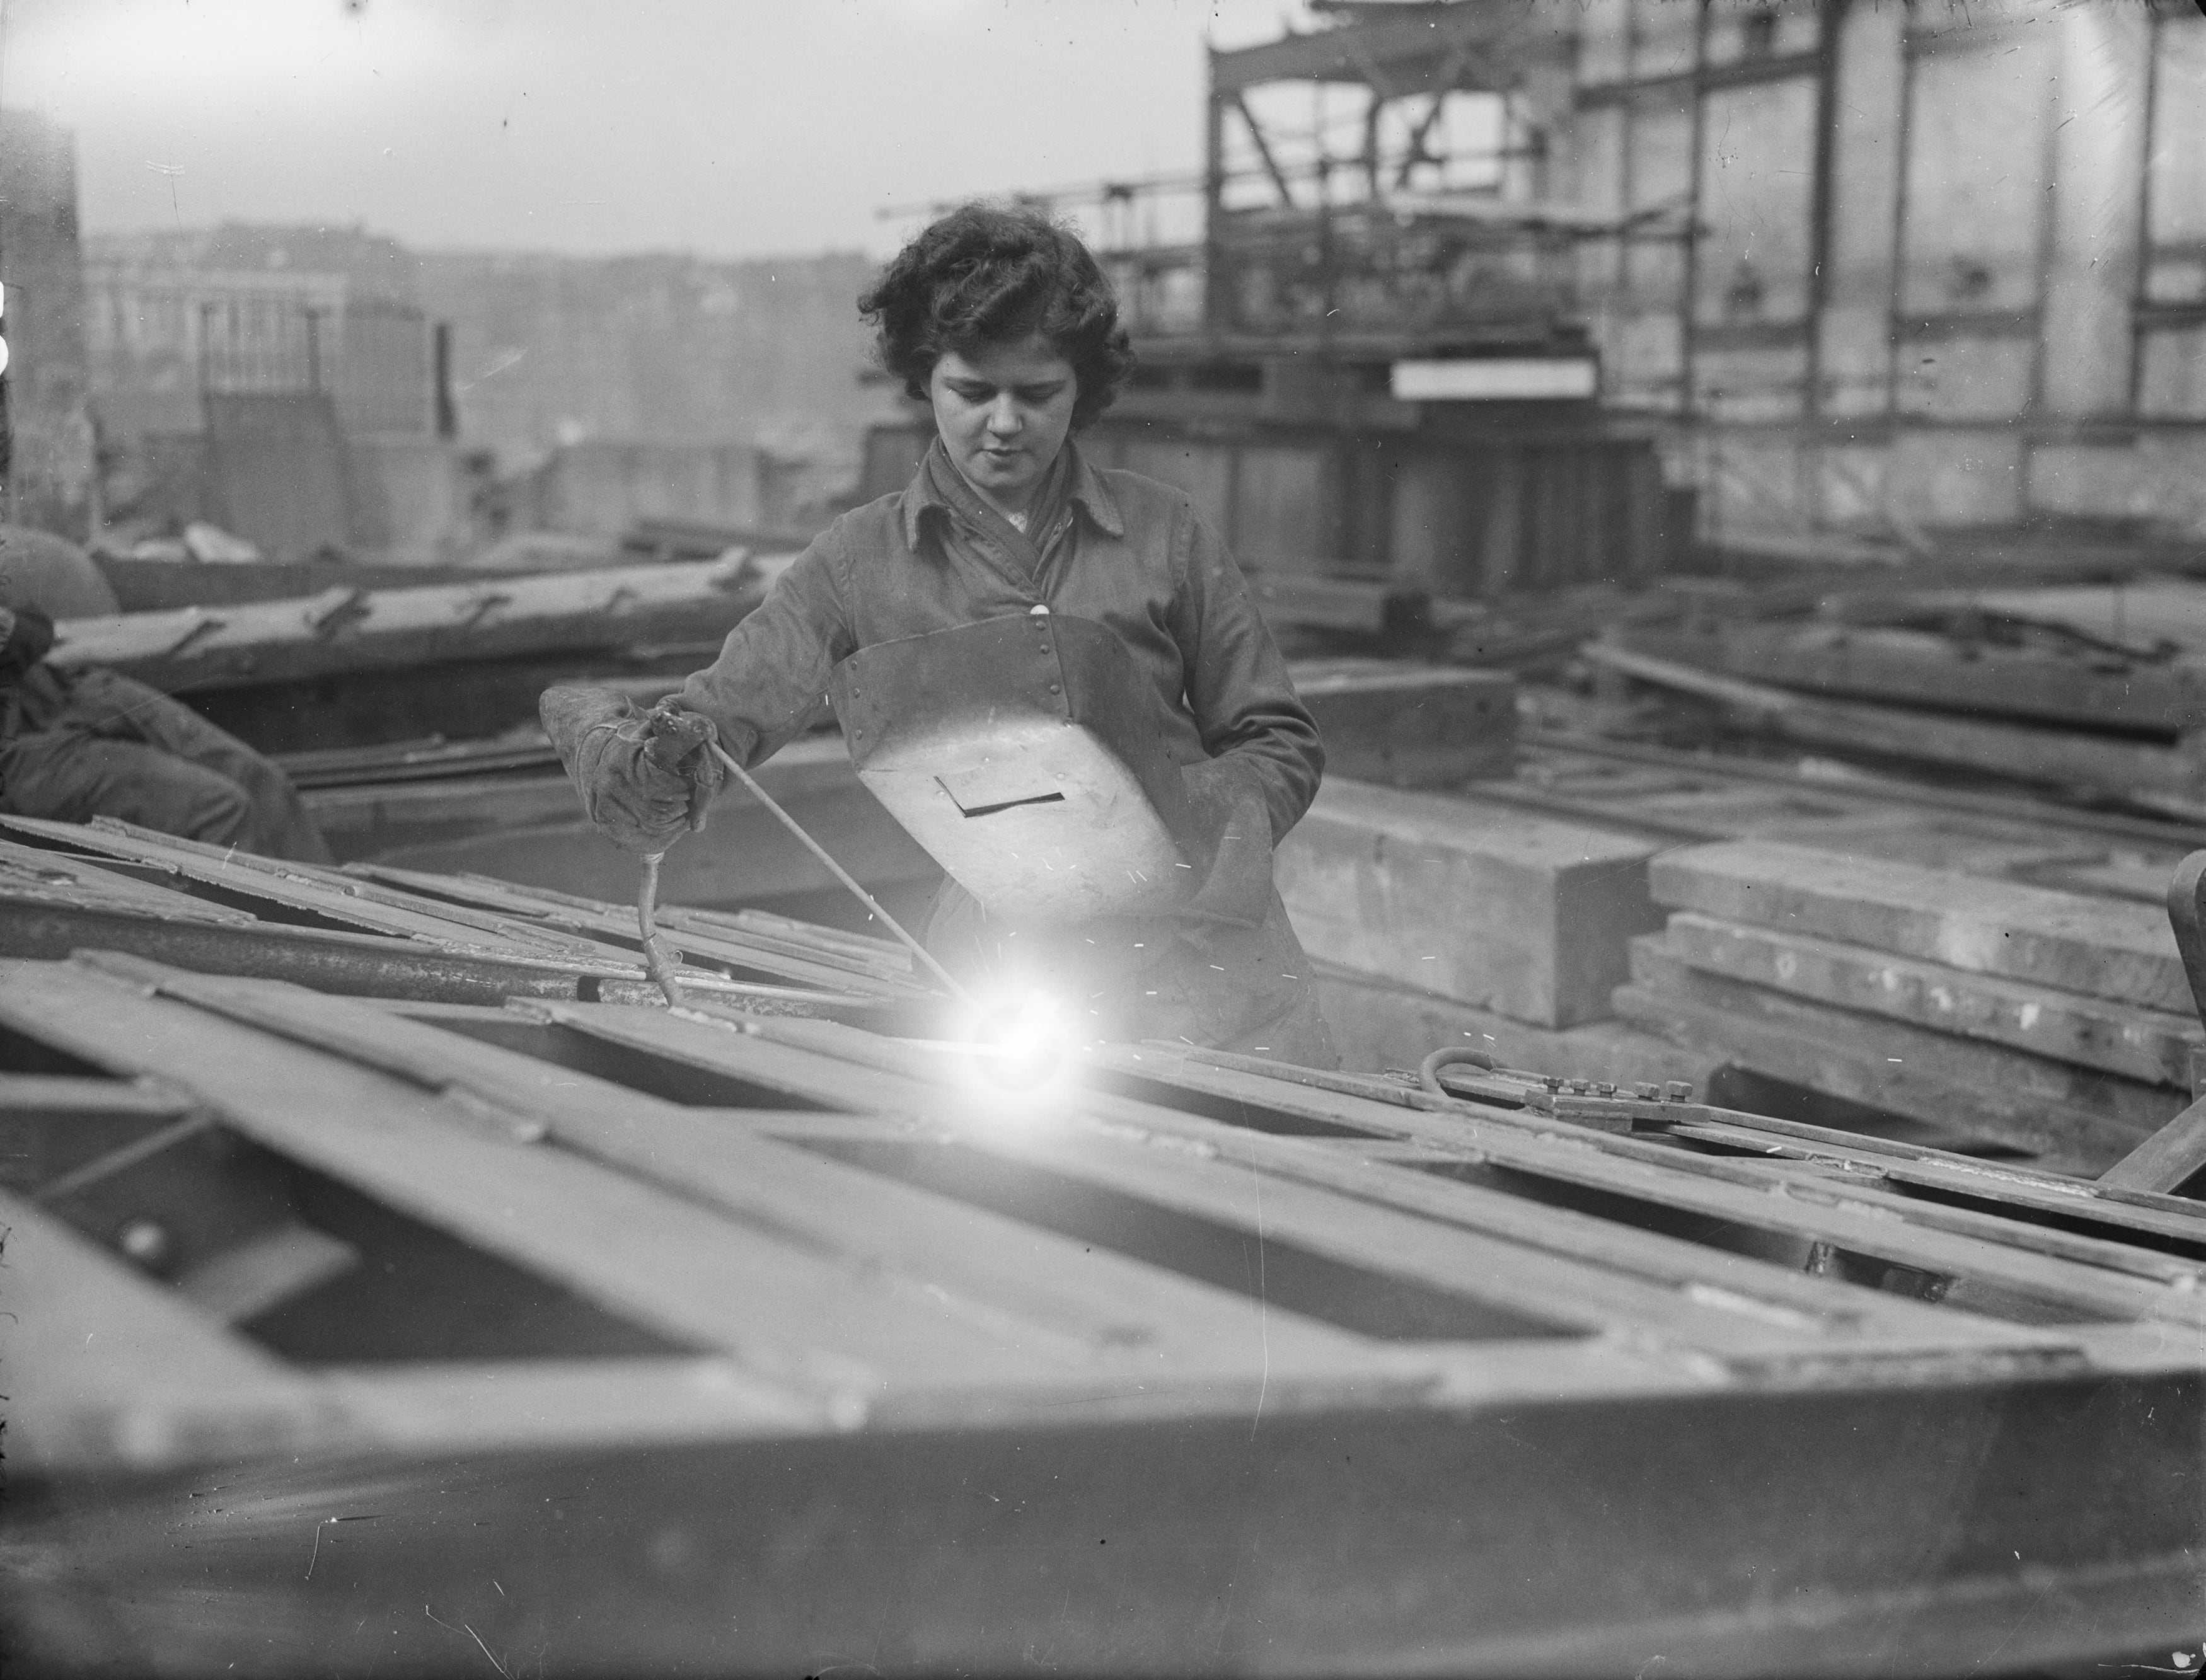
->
[0,107,97,539]
[1570,0,2206,539]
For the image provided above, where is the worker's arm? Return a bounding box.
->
[675,538,857,768]
[539,538,853,854]
[1170,508,1325,843]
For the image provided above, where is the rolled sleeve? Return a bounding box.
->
[677,536,855,769]
[1174,507,1325,841]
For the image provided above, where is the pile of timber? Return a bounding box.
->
[1586,577,2206,813]
[1271,774,1713,1091]
[11,929,2206,1672]
[1614,840,2203,1178]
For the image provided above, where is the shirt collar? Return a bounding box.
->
[899,436,1125,549]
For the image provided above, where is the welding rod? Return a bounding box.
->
[635,849,690,1009]
[706,739,975,1007]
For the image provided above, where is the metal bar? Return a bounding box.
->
[1230,90,1299,208]
[2130,4,2165,413]
[1678,0,1712,418]
[1802,0,1844,522]
[707,740,972,1007]
[1393,43,1472,190]
[32,1114,217,1206]
[1883,3,1920,418]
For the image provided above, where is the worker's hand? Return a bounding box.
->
[540,686,728,856]
[0,605,54,683]
[1177,755,1275,929]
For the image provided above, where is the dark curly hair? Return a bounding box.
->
[859,201,1135,430]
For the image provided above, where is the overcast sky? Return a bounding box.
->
[3,0,1315,260]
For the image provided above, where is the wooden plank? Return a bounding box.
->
[1516,725,2206,853]
[2099,1095,2206,1195]
[0,1188,354,1473]
[1649,839,2190,1012]
[1619,620,2206,734]
[1274,782,1665,1027]
[1628,940,2192,1157]
[1584,640,2206,801]
[48,556,768,695]
[1288,661,1517,786]
[1943,580,2206,653]
[1249,573,1420,635]
[1653,911,2203,1089]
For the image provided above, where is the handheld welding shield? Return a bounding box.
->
[828,613,1201,926]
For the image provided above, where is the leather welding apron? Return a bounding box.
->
[829,614,1336,1066]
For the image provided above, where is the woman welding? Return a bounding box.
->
[543,202,1336,1066]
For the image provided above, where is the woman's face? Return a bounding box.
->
[928,333,1078,515]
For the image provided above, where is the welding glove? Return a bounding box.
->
[0,605,55,685]
[540,684,727,856]
[1175,754,1278,931]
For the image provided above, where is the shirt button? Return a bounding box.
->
[1048,684,1061,695]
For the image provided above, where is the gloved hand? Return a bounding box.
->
[1176,754,1276,930]
[0,605,55,684]
[540,686,727,856]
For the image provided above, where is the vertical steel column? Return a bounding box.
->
[2128,6,2164,414]
[1801,0,1846,527]
[2025,21,2064,423]
[1678,0,1712,422]
[1202,68,1227,340]
[1883,3,1919,418]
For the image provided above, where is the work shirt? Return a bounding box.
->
[676,439,1336,1063]
[679,439,1324,841]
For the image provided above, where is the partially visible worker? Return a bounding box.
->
[0,575,332,863]
[545,202,1337,1064]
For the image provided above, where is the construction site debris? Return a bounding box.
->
[1615,841,2198,1176]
